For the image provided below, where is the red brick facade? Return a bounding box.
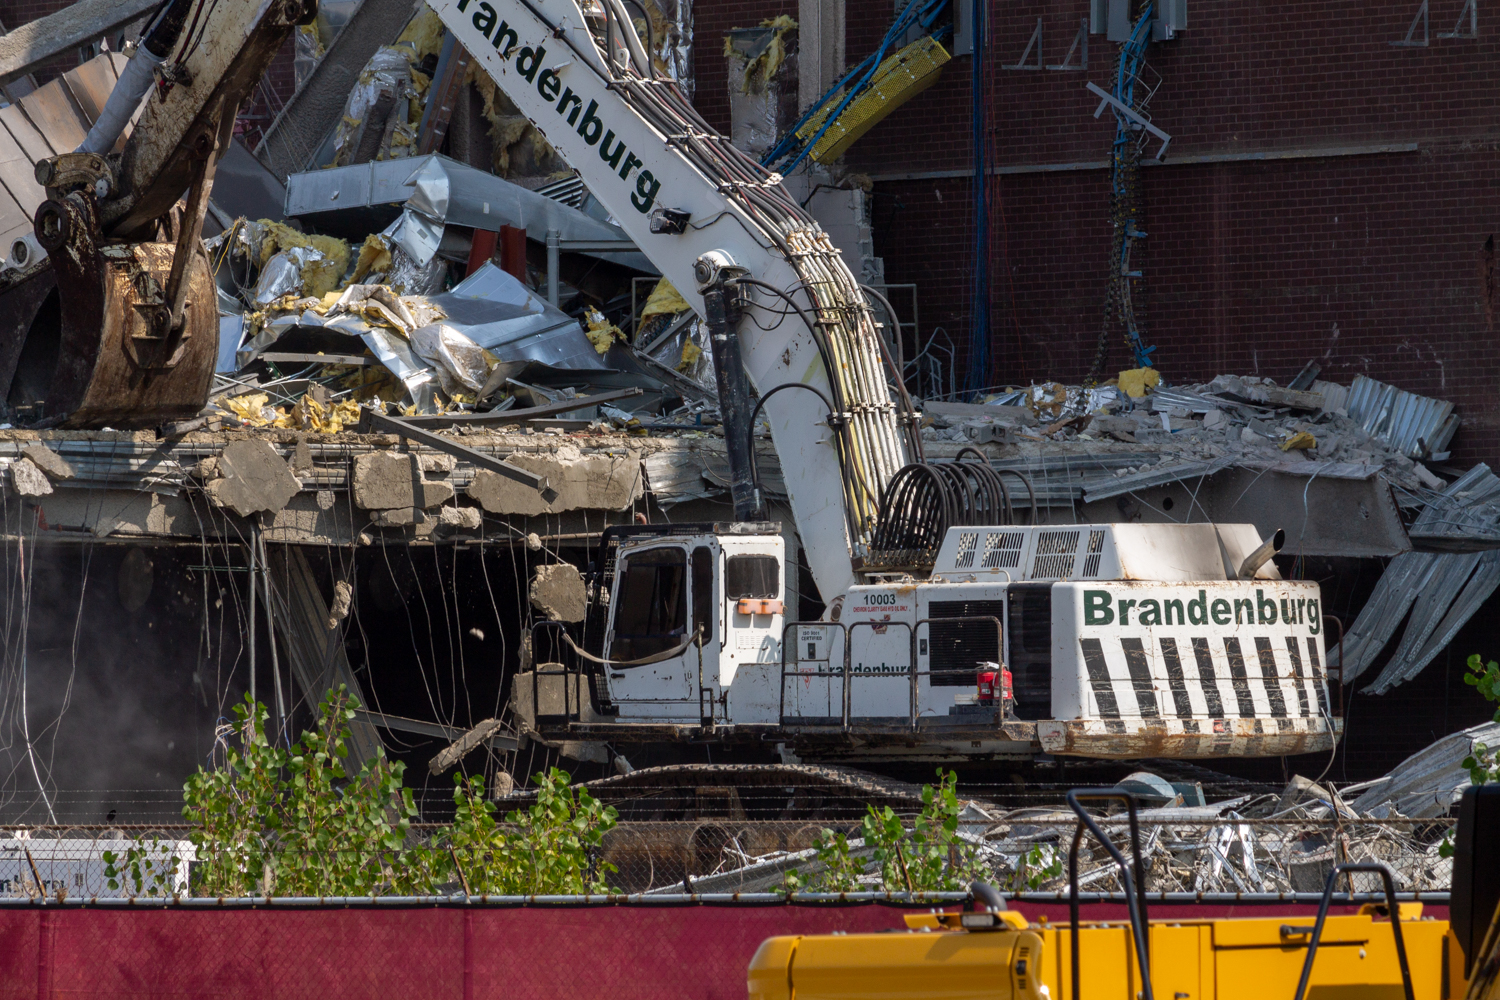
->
[700,0,1500,465]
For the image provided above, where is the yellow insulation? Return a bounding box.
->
[796,35,949,163]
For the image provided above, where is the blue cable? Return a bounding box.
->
[761,0,950,174]
[964,0,988,397]
[1110,3,1158,370]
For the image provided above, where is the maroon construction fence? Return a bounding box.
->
[0,900,1446,999]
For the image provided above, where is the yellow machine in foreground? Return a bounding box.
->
[749,903,1451,1000]
[750,786,1500,1000]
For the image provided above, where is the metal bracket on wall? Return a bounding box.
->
[1047,18,1089,71]
[1391,0,1429,45]
[1438,0,1477,38]
[1003,17,1042,70]
[1085,81,1172,160]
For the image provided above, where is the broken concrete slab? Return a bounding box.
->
[368,506,427,527]
[207,440,302,517]
[530,564,586,622]
[290,434,315,478]
[21,444,75,481]
[10,457,52,496]
[438,505,482,529]
[351,451,455,509]
[467,446,641,516]
[923,400,1039,427]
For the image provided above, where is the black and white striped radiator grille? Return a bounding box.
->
[1076,634,1330,721]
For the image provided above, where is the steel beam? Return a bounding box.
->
[0,0,158,87]
[255,0,418,181]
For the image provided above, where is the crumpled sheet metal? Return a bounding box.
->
[1347,720,1500,818]
[429,263,605,371]
[1408,462,1500,548]
[329,45,415,167]
[647,316,715,395]
[283,154,655,273]
[411,323,488,396]
[238,263,601,410]
[1333,466,1500,694]
[252,246,323,305]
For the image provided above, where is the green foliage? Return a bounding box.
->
[184,687,425,897]
[180,687,617,899]
[1013,843,1064,891]
[102,839,182,897]
[1462,654,1500,785]
[1465,654,1500,720]
[785,769,979,893]
[444,769,619,895]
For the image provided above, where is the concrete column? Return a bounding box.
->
[797,0,845,113]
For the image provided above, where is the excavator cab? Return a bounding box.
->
[569,523,786,725]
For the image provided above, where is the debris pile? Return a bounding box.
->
[632,770,1460,896]
[921,369,1454,499]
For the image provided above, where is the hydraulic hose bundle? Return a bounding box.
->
[597,36,914,552]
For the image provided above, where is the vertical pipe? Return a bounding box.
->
[499,225,528,282]
[260,534,286,741]
[702,282,766,521]
[247,531,257,706]
[466,228,498,277]
[546,230,560,305]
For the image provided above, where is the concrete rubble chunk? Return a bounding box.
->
[427,718,506,774]
[10,457,52,496]
[419,453,457,473]
[22,444,75,481]
[327,580,353,630]
[352,451,455,510]
[467,446,641,516]
[207,440,301,517]
[923,399,1039,427]
[369,507,426,527]
[438,506,482,529]
[290,434,315,477]
[529,564,587,622]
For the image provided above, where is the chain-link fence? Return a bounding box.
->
[0,813,1453,900]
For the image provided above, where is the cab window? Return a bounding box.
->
[727,554,779,599]
[691,546,714,640]
[611,548,687,660]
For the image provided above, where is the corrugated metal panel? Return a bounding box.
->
[1337,465,1500,693]
[1364,550,1500,695]
[1328,550,1440,680]
[0,103,56,164]
[1349,720,1500,818]
[1344,374,1457,460]
[1080,456,1235,503]
[15,78,89,154]
[0,53,135,274]
[1408,462,1500,546]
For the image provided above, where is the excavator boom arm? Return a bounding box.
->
[430,0,910,599]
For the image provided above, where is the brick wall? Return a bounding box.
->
[691,0,1500,465]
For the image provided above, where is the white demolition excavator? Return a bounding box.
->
[28,0,1338,768]
[429,0,1343,766]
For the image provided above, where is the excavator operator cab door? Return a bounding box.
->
[720,536,786,724]
[603,540,715,719]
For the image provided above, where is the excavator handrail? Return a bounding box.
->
[1292,862,1414,1000]
[1065,789,1152,1000]
[777,615,1005,730]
